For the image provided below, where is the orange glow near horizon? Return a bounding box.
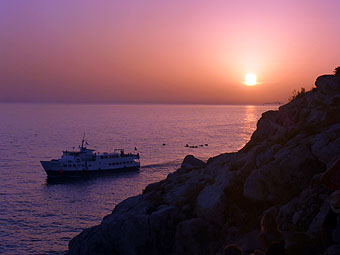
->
[1,1,340,104]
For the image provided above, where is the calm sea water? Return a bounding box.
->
[0,103,276,254]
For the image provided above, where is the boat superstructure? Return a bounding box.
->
[40,135,140,178]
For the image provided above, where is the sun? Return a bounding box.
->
[244,73,257,86]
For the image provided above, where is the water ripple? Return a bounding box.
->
[0,103,276,254]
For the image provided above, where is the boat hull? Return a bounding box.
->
[44,166,139,178]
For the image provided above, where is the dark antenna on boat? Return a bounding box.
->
[81,133,86,149]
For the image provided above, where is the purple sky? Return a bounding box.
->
[1,0,340,104]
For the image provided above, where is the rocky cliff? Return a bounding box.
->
[69,75,340,255]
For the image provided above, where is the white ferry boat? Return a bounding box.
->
[40,135,140,178]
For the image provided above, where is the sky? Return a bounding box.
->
[1,0,340,104]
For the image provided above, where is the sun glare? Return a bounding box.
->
[244,73,257,86]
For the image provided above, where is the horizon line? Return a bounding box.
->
[0,101,284,106]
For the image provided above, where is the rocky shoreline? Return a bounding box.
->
[69,74,340,255]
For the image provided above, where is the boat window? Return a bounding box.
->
[63,165,67,167]
[73,164,76,167]
[100,156,103,159]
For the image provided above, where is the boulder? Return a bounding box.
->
[315,75,340,93]
[243,144,325,204]
[195,181,227,225]
[181,155,205,169]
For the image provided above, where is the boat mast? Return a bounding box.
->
[81,133,85,149]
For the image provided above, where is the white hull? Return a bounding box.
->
[41,135,140,178]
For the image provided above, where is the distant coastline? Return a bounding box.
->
[262,101,283,105]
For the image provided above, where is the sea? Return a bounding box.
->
[0,103,276,254]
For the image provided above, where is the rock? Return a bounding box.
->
[173,218,217,255]
[181,155,205,169]
[68,73,340,255]
[68,225,110,255]
[243,144,325,204]
[195,181,227,225]
[315,75,340,93]
[163,177,207,208]
[276,176,329,233]
[69,195,181,255]
[310,123,340,165]
[283,231,323,255]
[322,245,340,255]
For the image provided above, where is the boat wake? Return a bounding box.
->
[141,160,181,169]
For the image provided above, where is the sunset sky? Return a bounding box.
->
[1,0,340,104]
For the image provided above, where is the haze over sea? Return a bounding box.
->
[0,103,276,254]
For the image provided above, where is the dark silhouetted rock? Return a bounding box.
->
[180,155,205,169]
[315,75,340,93]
